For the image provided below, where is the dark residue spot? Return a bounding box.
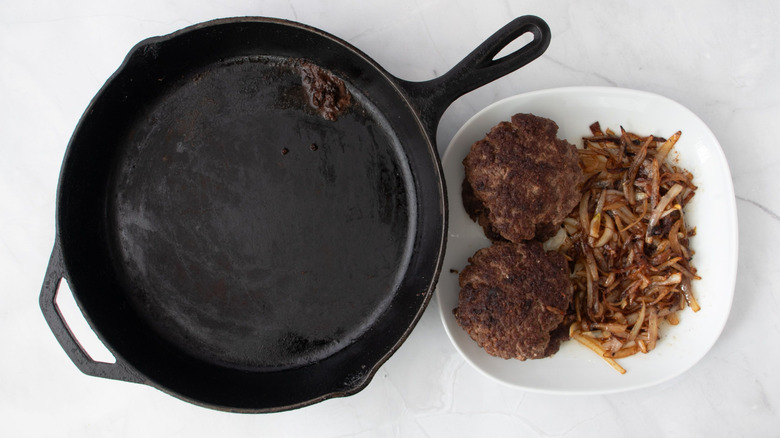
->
[310,143,318,151]
[281,147,289,155]
[297,60,352,121]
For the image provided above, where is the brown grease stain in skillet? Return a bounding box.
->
[298,60,352,121]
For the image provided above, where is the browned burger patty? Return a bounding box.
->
[463,113,584,242]
[454,241,572,360]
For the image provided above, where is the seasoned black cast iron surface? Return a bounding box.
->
[112,55,415,370]
[40,16,551,412]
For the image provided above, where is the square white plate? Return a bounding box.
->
[436,86,738,394]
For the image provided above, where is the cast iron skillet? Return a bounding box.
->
[40,16,551,412]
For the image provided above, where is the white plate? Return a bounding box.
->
[436,86,738,394]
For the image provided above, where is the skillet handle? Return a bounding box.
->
[397,15,551,141]
[39,240,143,384]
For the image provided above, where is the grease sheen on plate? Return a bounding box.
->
[436,87,737,394]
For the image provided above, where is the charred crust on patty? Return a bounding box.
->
[461,178,507,242]
[453,241,573,360]
[462,113,584,242]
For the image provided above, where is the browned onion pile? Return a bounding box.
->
[549,122,700,373]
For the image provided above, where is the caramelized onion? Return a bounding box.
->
[564,124,699,373]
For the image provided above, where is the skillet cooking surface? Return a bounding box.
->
[110,56,416,370]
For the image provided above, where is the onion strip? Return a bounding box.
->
[571,327,626,374]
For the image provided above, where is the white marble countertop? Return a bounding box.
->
[2,0,777,436]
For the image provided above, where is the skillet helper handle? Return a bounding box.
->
[40,241,142,384]
[399,15,551,140]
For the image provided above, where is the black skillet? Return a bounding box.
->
[40,16,551,412]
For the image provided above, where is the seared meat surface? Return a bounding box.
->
[462,113,583,242]
[454,241,572,360]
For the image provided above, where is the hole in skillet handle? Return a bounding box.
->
[395,15,551,142]
[39,242,141,383]
[54,279,117,364]
[493,31,536,61]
